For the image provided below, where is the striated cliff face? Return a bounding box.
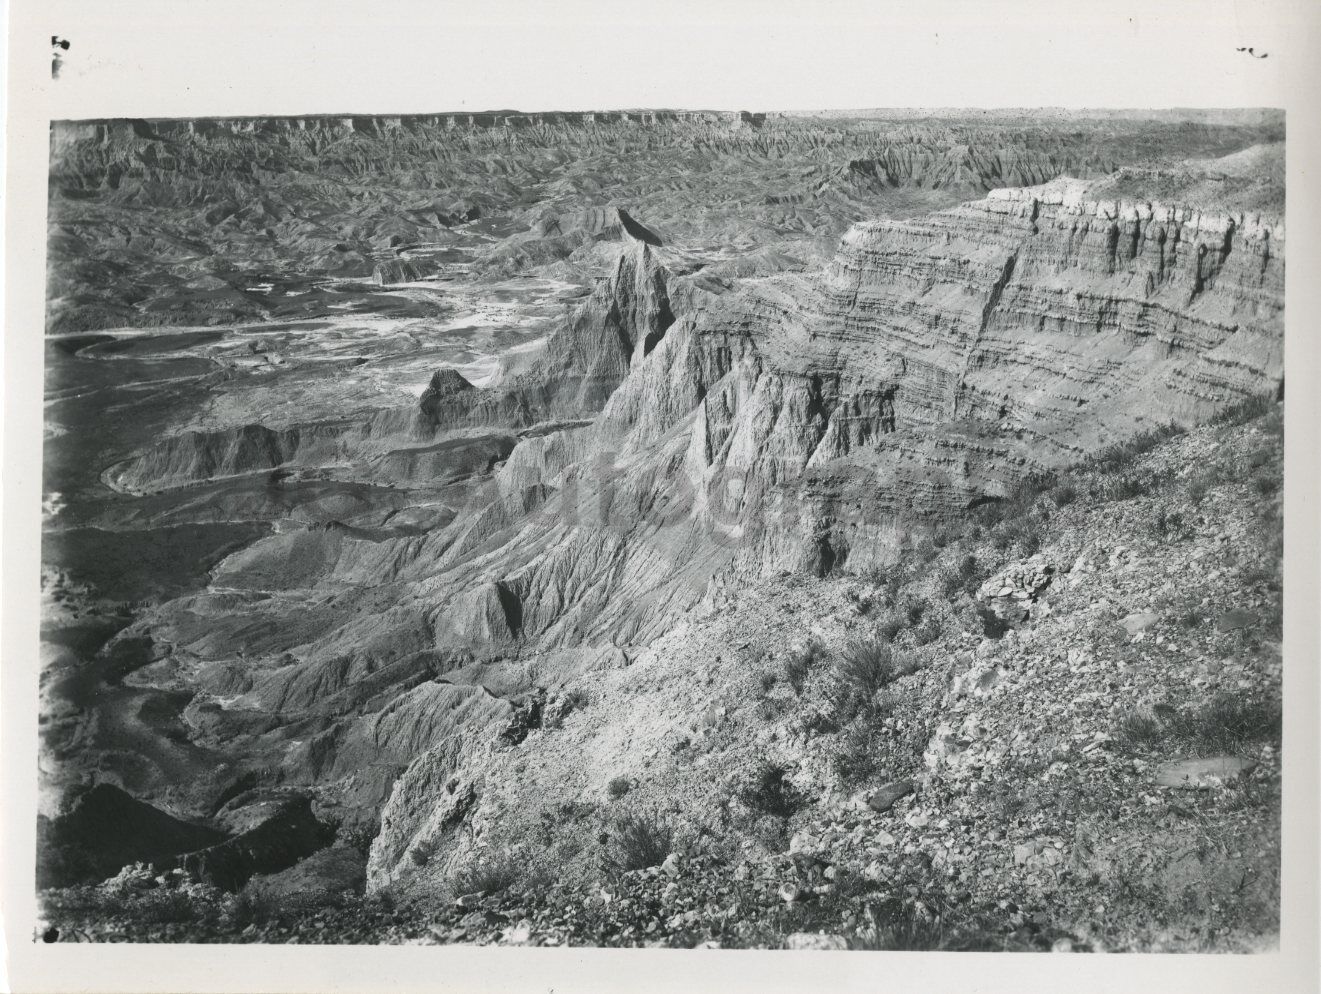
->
[344,180,1283,886]
[110,177,1273,890]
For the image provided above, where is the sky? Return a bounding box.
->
[26,0,1300,120]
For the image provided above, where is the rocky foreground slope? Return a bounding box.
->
[38,116,1285,950]
[42,399,1284,949]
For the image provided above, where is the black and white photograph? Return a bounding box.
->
[3,1,1318,991]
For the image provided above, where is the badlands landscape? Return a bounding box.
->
[38,109,1285,950]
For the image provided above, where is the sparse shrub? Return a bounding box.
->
[973,473,1057,531]
[228,888,280,927]
[1051,480,1078,507]
[940,554,980,599]
[833,705,925,789]
[957,552,979,584]
[845,586,876,616]
[895,653,925,679]
[544,686,589,729]
[1239,559,1281,592]
[1211,392,1275,427]
[1188,477,1210,505]
[1103,474,1148,501]
[803,709,841,735]
[847,898,956,951]
[911,618,943,647]
[748,814,790,854]
[607,776,632,800]
[604,810,674,874]
[408,839,435,866]
[1250,466,1281,498]
[755,695,789,722]
[737,761,804,818]
[450,851,523,897]
[557,798,595,820]
[1115,693,1281,755]
[1181,694,1282,755]
[1115,710,1164,751]
[857,564,887,587]
[881,573,904,607]
[832,710,893,786]
[1151,507,1190,542]
[1018,523,1043,556]
[834,637,895,701]
[536,799,595,846]
[758,670,777,694]
[783,637,827,694]
[136,890,198,924]
[877,609,907,643]
[1088,422,1185,472]
[1176,603,1204,629]
[834,727,882,785]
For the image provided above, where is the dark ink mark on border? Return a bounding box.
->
[52,35,71,79]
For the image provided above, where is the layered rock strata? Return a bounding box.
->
[63,177,1284,893]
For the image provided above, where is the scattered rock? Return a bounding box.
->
[778,882,802,904]
[500,920,533,945]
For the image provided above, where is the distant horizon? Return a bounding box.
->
[49,106,1287,126]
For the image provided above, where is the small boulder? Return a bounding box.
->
[1154,756,1257,789]
[866,780,915,814]
[1013,842,1041,866]
[1119,612,1161,636]
[660,852,682,878]
[778,882,802,904]
[784,932,849,950]
[1217,609,1258,632]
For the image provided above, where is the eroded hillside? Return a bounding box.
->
[38,111,1285,950]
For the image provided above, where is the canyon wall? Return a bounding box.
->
[131,177,1281,890]
[44,108,1285,894]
